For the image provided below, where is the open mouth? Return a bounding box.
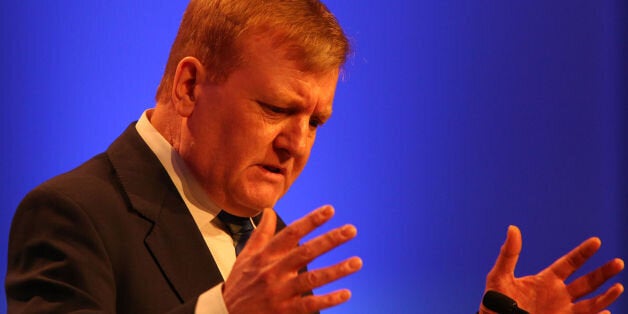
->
[262,165,283,174]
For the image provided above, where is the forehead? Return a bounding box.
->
[233,34,340,109]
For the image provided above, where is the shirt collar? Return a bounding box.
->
[135,109,221,223]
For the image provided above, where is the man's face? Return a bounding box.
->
[179,35,339,217]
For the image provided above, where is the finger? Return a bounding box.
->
[291,289,352,314]
[572,283,624,313]
[265,205,335,256]
[487,225,522,281]
[287,256,362,297]
[567,258,624,300]
[548,237,601,281]
[239,208,277,255]
[278,224,357,271]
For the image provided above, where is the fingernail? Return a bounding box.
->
[616,258,625,270]
[341,225,357,237]
[340,290,351,301]
[321,206,334,218]
[348,257,363,270]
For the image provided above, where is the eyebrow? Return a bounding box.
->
[315,108,333,124]
[265,75,335,121]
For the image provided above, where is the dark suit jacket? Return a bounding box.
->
[6,124,288,313]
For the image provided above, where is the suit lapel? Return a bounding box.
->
[144,190,224,301]
[106,124,223,302]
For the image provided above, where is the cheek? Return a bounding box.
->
[215,114,264,158]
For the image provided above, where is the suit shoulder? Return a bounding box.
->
[18,152,129,218]
[41,153,120,196]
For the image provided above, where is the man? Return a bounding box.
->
[5,0,624,313]
[7,1,358,313]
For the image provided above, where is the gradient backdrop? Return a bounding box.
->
[1,1,626,313]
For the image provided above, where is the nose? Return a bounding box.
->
[274,117,311,159]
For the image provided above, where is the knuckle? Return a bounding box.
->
[259,270,275,284]
[320,270,333,284]
[299,244,315,259]
[576,248,589,262]
[313,208,329,225]
[586,270,602,287]
[283,226,301,240]
[333,228,347,243]
[250,252,267,266]
[304,271,318,288]
[255,229,272,243]
[299,296,318,313]
[566,256,580,270]
[312,213,324,225]
[254,265,278,285]
[278,299,305,314]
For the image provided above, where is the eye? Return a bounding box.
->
[309,117,324,129]
[258,101,287,115]
[268,105,287,114]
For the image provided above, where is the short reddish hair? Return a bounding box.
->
[155,0,350,103]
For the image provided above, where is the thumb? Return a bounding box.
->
[239,208,277,255]
[488,225,522,280]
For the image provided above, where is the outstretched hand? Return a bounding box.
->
[223,206,362,314]
[480,226,624,314]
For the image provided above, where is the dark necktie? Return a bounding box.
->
[217,211,255,256]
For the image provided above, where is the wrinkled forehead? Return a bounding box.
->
[242,32,339,77]
[237,33,340,103]
[237,25,345,74]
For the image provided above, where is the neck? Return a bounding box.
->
[150,102,183,152]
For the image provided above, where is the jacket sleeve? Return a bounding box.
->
[6,186,221,314]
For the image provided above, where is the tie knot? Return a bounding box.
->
[217,211,255,255]
[217,211,254,236]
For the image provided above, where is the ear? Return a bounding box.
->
[171,57,206,117]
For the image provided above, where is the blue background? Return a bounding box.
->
[1,1,626,313]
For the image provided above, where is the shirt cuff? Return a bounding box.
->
[195,282,229,314]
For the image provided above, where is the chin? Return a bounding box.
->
[230,194,279,217]
[247,196,278,212]
[227,182,286,216]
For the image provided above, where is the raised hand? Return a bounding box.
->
[223,206,362,314]
[480,225,624,314]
